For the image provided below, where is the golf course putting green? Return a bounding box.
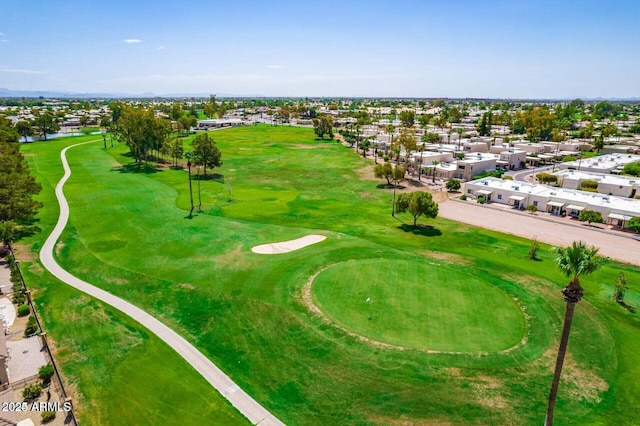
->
[312,259,527,352]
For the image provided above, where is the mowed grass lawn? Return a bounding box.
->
[313,259,525,352]
[19,126,640,425]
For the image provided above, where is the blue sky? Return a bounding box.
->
[1,0,639,98]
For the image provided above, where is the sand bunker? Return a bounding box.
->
[252,235,326,254]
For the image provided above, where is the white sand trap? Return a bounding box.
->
[252,234,326,254]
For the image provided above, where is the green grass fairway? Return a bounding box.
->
[313,259,525,352]
[18,126,640,425]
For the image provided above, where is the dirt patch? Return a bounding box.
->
[559,353,609,404]
[108,277,128,285]
[55,241,65,257]
[291,144,332,149]
[446,367,463,377]
[178,283,195,290]
[420,250,470,266]
[366,414,453,426]
[355,165,376,181]
[12,244,37,263]
[533,346,609,404]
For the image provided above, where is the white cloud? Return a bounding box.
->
[123,39,143,44]
[0,40,8,43]
[0,67,44,74]
[0,32,4,36]
[157,46,165,50]
[267,65,282,69]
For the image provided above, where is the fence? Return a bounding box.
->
[7,244,79,426]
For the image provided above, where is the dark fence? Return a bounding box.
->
[7,243,79,426]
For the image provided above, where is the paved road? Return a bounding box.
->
[438,199,639,265]
[505,164,555,182]
[39,141,284,426]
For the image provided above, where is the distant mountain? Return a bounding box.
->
[0,88,267,99]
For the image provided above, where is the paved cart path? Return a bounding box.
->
[438,199,639,266]
[40,141,284,426]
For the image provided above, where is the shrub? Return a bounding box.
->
[377,151,384,157]
[477,196,485,204]
[383,156,389,162]
[24,315,38,337]
[446,179,461,192]
[459,194,467,200]
[12,292,25,305]
[503,175,513,180]
[563,155,578,162]
[526,205,538,214]
[579,210,604,224]
[41,411,56,423]
[39,364,55,384]
[537,172,558,184]
[622,161,640,176]
[528,237,540,260]
[628,217,640,232]
[22,383,42,400]
[580,180,599,190]
[17,304,30,317]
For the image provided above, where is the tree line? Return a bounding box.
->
[0,117,42,246]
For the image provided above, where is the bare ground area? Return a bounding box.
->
[438,200,640,266]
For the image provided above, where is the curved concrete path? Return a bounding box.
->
[40,141,284,426]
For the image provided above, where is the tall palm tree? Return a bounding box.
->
[456,128,464,151]
[545,241,603,426]
[185,152,195,218]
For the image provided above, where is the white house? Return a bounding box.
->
[463,177,640,227]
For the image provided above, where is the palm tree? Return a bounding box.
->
[185,152,195,218]
[545,241,604,426]
[431,160,440,183]
[456,128,464,151]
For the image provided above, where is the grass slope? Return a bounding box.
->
[18,126,640,425]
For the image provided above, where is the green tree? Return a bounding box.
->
[628,217,640,232]
[177,115,197,135]
[399,110,415,128]
[15,121,33,142]
[613,272,628,304]
[622,162,640,177]
[545,241,604,426]
[592,135,604,153]
[418,114,432,128]
[162,138,184,168]
[476,111,492,136]
[116,107,171,165]
[170,103,184,122]
[421,132,440,144]
[204,102,215,118]
[374,162,403,186]
[32,112,60,141]
[0,121,42,244]
[395,191,439,226]
[312,115,334,139]
[191,133,222,179]
[578,210,604,225]
[445,179,461,192]
[358,138,371,158]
